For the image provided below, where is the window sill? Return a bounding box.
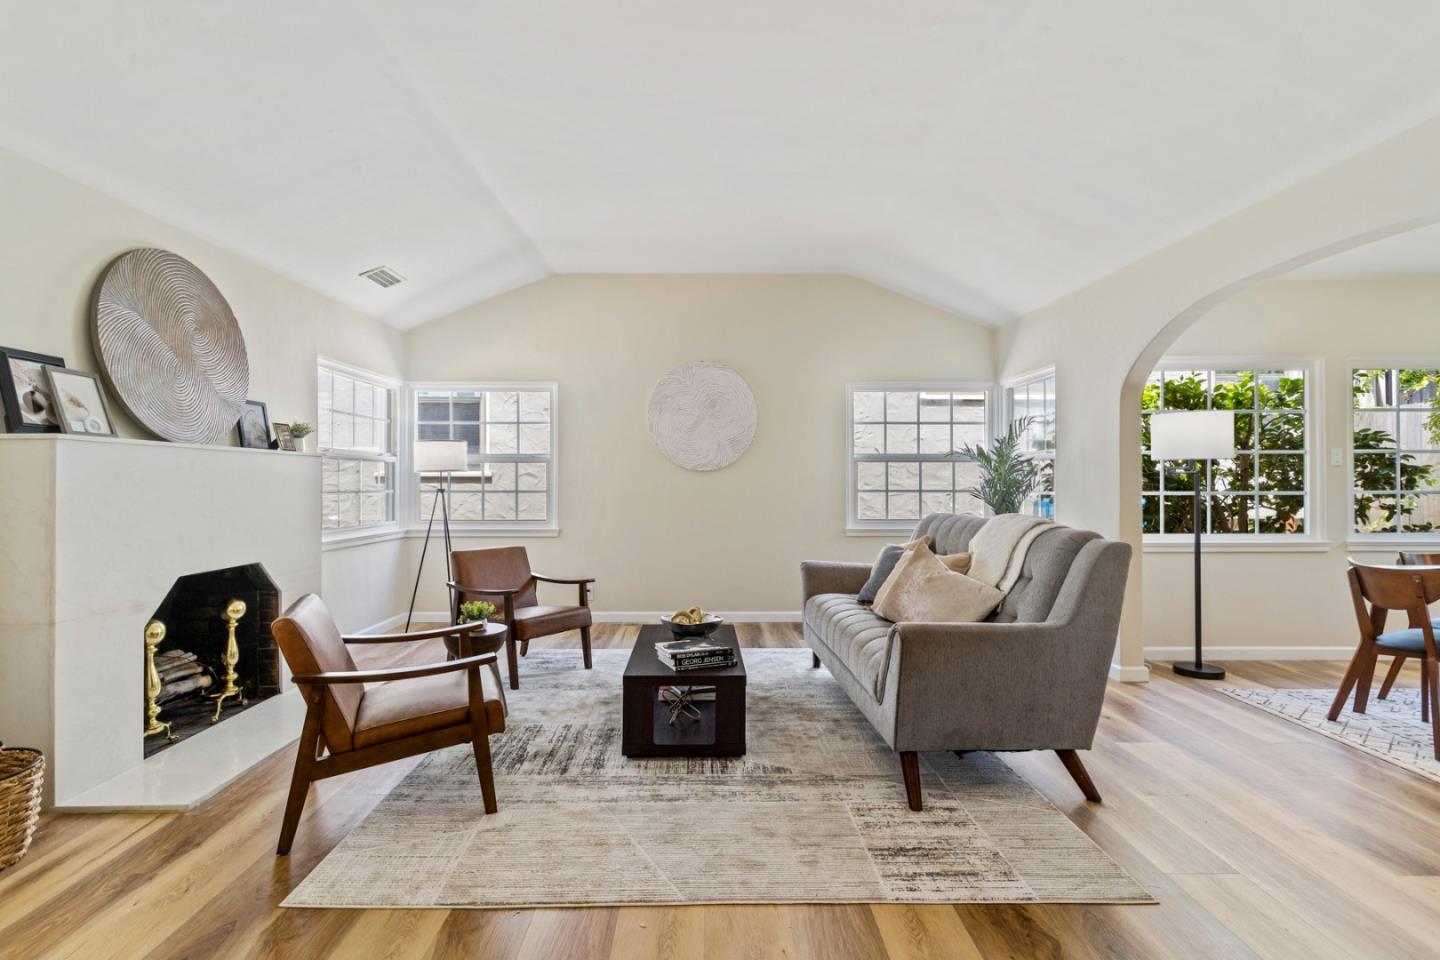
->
[1142,537,1333,554]
[322,525,404,551]
[846,526,918,538]
[1346,537,1440,553]
[402,525,561,539]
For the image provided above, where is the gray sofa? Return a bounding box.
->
[801,513,1132,810]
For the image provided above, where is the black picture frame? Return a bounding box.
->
[0,346,66,433]
[237,400,273,449]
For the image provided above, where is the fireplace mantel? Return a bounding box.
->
[0,434,321,807]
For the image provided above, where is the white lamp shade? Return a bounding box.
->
[1149,411,1236,460]
[414,440,468,473]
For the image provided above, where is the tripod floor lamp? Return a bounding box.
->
[405,440,469,631]
[1149,410,1235,680]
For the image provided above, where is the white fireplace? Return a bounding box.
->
[0,434,320,809]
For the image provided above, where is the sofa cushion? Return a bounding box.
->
[805,593,895,701]
[856,536,930,604]
[872,542,1001,624]
[909,514,1097,623]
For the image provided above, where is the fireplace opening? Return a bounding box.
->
[143,563,281,757]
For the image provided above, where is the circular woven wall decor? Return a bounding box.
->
[647,361,757,471]
[91,248,250,443]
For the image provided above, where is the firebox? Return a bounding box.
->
[144,563,281,757]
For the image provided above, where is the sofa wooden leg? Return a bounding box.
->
[1056,749,1102,803]
[812,651,821,669]
[899,751,923,811]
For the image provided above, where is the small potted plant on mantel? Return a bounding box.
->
[458,600,496,625]
[290,422,315,454]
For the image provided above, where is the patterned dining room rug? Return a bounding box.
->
[283,649,1151,909]
[1219,686,1440,784]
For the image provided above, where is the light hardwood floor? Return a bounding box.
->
[2,625,1438,959]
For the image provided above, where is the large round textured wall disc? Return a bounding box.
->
[91,248,250,443]
[647,361,758,471]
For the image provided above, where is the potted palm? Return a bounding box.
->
[957,418,1040,515]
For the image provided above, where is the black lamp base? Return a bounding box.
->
[1173,661,1226,680]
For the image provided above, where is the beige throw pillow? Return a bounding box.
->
[872,542,1001,623]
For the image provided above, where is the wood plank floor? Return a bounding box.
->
[3,625,1438,959]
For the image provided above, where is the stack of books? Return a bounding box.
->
[656,637,737,671]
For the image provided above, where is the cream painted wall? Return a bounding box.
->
[402,275,995,615]
[1142,277,1440,655]
[0,144,407,632]
[998,116,1440,678]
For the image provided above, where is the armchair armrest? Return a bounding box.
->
[292,653,497,686]
[447,581,522,598]
[342,621,490,645]
[447,580,521,622]
[532,574,595,586]
[800,561,872,605]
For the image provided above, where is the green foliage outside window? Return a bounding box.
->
[1352,368,1439,533]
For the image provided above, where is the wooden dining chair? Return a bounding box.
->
[1377,552,1440,700]
[1329,561,1440,760]
[449,546,595,689]
[270,594,507,855]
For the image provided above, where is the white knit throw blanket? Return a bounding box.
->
[966,514,1055,592]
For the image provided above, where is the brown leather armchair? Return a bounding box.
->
[271,594,507,855]
[449,546,595,689]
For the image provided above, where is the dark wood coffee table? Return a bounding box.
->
[622,625,746,757]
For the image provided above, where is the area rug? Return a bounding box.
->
[284,650,1150,908]
[1219,686,1440,784]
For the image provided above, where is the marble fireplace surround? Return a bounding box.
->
[0,434,320,809]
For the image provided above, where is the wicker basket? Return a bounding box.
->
[0,743,44,871]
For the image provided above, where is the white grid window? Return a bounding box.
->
[1140,365,1310,536]
[319,363,396,532]
[1006,371,1056,519]
[415,386,555,525]
[848,384,989,530]
[1352,367,1440,535]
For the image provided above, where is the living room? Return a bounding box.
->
[3,5,1440,958]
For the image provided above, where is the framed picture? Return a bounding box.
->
[272,421,297,451]
[0,346,66,433]
[237,400,272,449]
[45,367,118,437]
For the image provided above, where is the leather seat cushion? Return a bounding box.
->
[512,604,592,641]
[353,667,505,749]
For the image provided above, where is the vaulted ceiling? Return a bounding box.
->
[4,2,1440,328]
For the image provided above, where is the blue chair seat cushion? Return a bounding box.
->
[1376,625,1440,653]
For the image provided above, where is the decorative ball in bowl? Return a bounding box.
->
[661,607,723,638]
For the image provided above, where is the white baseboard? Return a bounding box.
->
[1143,645,1355,661]
[1109,663,1151,683]
[590,610,802,624]
[355,610,804,633]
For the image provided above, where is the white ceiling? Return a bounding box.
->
[1288,223,1440,278]
[4,2,1440,329]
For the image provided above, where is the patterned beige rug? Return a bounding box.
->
[1219,686,1440,783]
[284,650,1150,908]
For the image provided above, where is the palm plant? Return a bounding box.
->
[958,417,1039,516]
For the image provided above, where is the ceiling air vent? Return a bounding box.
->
[359,265,405,288]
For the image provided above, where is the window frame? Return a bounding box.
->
[845,381,994,536]
[1141,356,1324,548]
[318,357,400,544]
[1347,356,1440,545]
[1003,367,1056,520]
[401,381,560,536]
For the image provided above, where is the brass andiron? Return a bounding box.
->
[143,620,178,742]
[209,598,248,723]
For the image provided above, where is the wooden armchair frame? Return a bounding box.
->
[448,573,595,689]
[277,620,502,856]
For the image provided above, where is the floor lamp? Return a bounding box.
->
[1150,410,1235,680]
[405,440,469,631]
